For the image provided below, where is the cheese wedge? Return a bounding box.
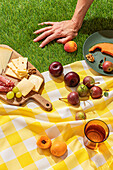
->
[18,57,28,72]
[17,70,27,74]
[19,73,28,79]
[11,58,19,68]
[5,68,21,79]
[16,78,34,96]
[29,75,43,92]
[7,59,28,79]
[7,62,19,77]
[0,47,12,74]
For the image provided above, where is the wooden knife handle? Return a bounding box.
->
[31,94,52,111]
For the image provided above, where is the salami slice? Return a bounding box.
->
[0,81,6,86]
[0,85,13,92]
[0,75,14,87]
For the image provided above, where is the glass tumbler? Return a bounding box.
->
[83,119,110,150]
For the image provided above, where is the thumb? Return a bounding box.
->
[57,36,72,44]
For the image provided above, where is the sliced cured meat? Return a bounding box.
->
[0,75,14,87]
[0,85,13,92]
[0,81,6,86]
[89,43,113,56]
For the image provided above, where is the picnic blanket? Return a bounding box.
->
[0,60,113,170]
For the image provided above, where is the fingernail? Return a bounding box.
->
[33,39,36,42]
[38,23,43,26]
[33,32,36,34]
[39,44,43,48]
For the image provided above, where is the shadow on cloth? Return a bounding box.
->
[86,142,113,169]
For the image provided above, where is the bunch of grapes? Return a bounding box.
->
[6,87,22,99]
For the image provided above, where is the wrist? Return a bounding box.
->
[71,18,82,31]
[71,1,90,31]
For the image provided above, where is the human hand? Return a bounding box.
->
[33,20,79,48]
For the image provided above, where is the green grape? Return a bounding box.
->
[12,86,19,93]
[6,91,14,99]
[16,91,22,98]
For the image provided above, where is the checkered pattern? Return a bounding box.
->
[0,60,113,170]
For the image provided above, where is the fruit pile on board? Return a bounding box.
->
[49,61,107,120]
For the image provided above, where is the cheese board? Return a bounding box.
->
[0,44,52,111]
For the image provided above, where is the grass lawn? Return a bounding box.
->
[0,0,113,73]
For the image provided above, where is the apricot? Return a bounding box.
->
[64,41,77,53]
[37,135,51,149]
[50,141,67,157]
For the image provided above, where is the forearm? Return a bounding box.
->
[72,0,94,30]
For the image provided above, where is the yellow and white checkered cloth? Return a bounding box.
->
[0,60,113,170]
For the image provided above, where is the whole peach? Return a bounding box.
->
[64,41,77,53]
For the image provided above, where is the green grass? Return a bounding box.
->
[0,0,113,72]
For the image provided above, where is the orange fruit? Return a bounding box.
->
[37,135,51,149]
[64,41,77,53]
[50,141,67,157]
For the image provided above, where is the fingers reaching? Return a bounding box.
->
[39,34,60,48]
[38,22,55,26]
[33,30,53,42]
[57,36,72,44]
[57,32,78,44]
[33,20,79,47]
[33,26,52,34]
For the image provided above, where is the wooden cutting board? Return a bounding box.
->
[0,44,52,111]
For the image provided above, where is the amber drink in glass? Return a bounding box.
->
[83,119,109,150]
